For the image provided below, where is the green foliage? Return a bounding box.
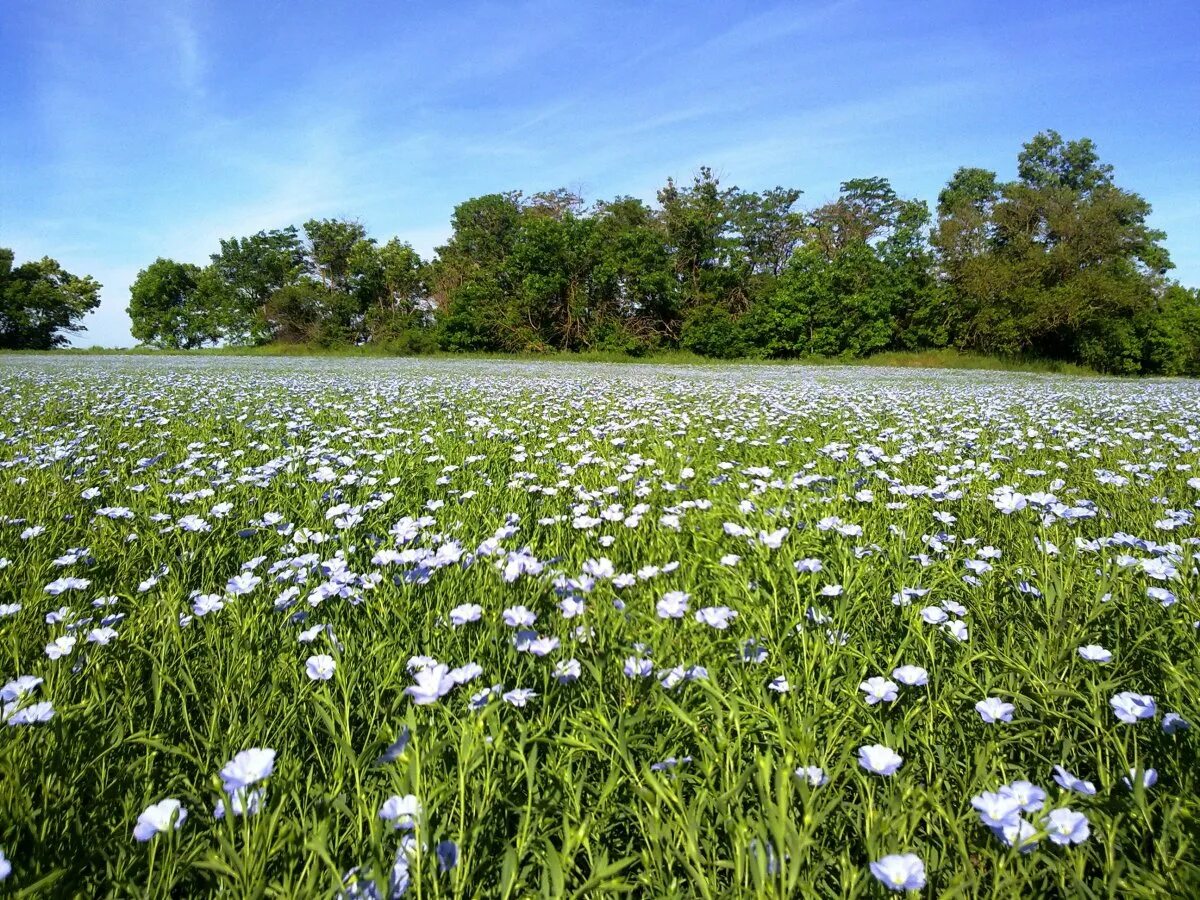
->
[127,258,220,349]
[113,131,1196,375]
[208,228,307,344]
[0,247,101,349]
[934,131,1177,373]
[680,304,750,358]
[303,218,368,292]
[0,359,1198,895]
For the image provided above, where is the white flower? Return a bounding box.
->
[999,780,1045,813]
[404,664,455,705]
[449,603,482,626]
[379,794,422,829]
[133,799,186,841]
[943,620,969,642]
[891,665,928,686]
[45,635,77,660]
[448,662,483,684]
[859,677,899,705]
[226,572,261,596]
[528,636,559,657]
[869,853,925,891]
[858,744,902,776]
[554,659,581,683]
[4,701,55,726]
[1122,767,1158,790]
[1147,586,1176,607]
[624,656,653,678]
[219,748,276,794]
[975,697,1015,723]
[215,788,264,819]
[694,606,737,629]
[502,605,537,627]
[1,676,43,702]
[758,527,788,549]
[305,654,336,681]
[1110,691,1156,724]
[795,765,828,786]
[1162,712,1190,734]
[656,591,689,619]
[193,594,225,617]
[1043,808,1089,845]
[1053,765,1096,796]
[971,791,1022,828]
[44,577,90,595]
[503,688,537,707]
[1078,644,1111,662]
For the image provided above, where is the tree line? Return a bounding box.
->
[4,130,1198,373]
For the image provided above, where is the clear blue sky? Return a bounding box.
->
[2,0,1198,347]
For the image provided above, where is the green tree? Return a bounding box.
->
[728,187,805,278]
[303,218,369,292]
[807,177,904,258]
[658,168,747,310]
[351,238,434,349]
[261,282,330,345]
[209,227,306,343]
[934,131,1174,371]
[742,178,938,360]
[0,248,101,349]
[658,168,756,351]
[742,242,893,358]
[587,196,676,351]
[433,193,525,351]
[127,258,220,348]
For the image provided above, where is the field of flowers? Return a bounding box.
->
[0,355,1197,897]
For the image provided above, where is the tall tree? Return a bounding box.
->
[807,177,905,258]
[728,186,805,277]
[657,167,746,312]
[935,131,1174,370]
[303,218,369,292]
[588,196,676,350]
[432,193,525,350]
[351,238,433,346]
[209,227,306,343]
[127,258,216,348]
[0,248,101,349]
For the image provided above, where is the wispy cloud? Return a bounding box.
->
[2,0,1197,347]
[165,4,206,100]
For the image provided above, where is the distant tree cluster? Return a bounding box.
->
[124,130,1199,374]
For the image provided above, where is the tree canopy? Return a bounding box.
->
[1,248,101,350]
[122,131,1198,374]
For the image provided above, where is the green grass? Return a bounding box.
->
[41,345,1110,377]
[0,356,1195,897]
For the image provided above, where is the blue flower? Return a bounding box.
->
[975,697,1014,723]
[1043,808,1089,845]
[869,853,925,891]
[1110,691,1155,724]
[858,744,903,776]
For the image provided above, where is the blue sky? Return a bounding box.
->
[3,0,1198,347]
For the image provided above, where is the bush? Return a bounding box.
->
[680,306,750,358]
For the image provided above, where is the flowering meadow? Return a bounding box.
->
[0,356,1197,898]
